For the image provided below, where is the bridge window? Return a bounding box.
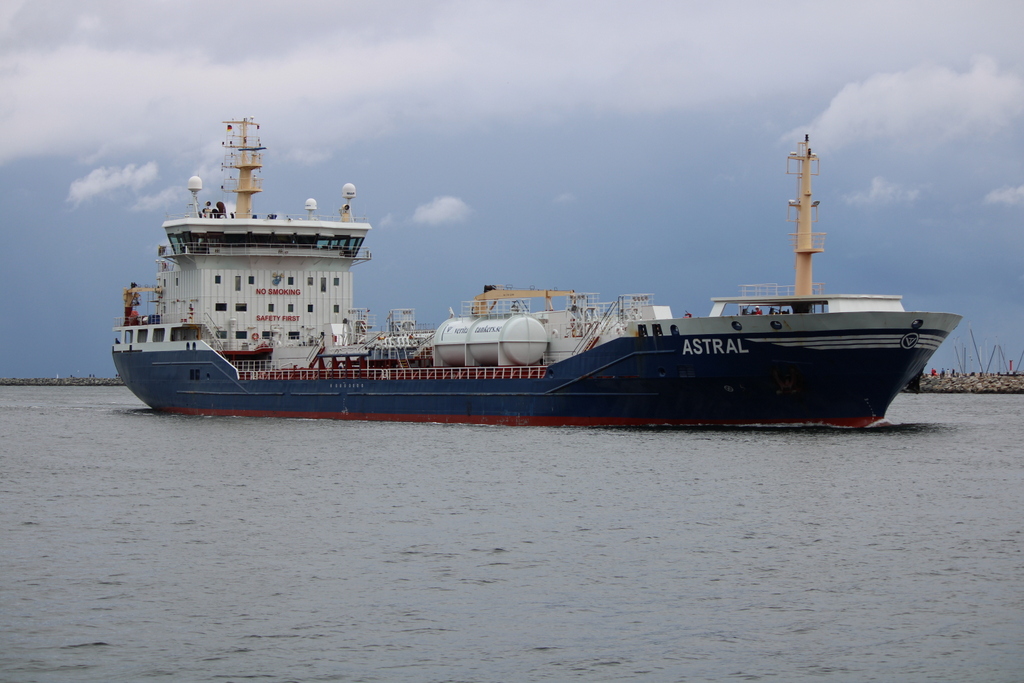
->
[153,328,165,342]
[638,325,648,337]
[235,303,247,312]
[215,275,221,284]
[234,331,248,340]
[215,303,227,311]
[234,275,241,291]
[652,324,663,336]
[248,276,255,285]
[137,329,148,343]
[670,325,679,335]
[321,277,327,292]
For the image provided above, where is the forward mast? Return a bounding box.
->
[787,135,823,296]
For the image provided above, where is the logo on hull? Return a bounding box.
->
[900,333,920,349]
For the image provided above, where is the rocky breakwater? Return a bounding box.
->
[914,373,1024,394]
[0,377,124,386]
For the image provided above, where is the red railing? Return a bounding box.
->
[237,366,549,381]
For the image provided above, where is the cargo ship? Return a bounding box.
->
[112,119,961,426]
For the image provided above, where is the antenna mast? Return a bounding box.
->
[787,135,824,296]
[222,118,265,219]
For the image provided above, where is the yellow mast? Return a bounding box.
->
[787,135,823,296]
[222,118,264,218]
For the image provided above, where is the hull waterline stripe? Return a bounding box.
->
[157,405,886,428]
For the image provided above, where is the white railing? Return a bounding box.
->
[738,283,825,297]
[165,212,369,222]
[166,242,371,260]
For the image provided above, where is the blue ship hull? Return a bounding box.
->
[113,321,952,427]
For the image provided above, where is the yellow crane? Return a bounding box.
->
[472,286,575,315]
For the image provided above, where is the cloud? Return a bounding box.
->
[131,186,183,212]
[6,3,1020,167]
[789,57,1024,149]
[983,185,1024,206]
[844,177,920,206]
[412,196,471,225]
[67,161,158,205]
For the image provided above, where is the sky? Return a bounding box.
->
[1,0,1023,377]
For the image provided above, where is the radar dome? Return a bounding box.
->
[188,176,203,192]
[342,183,356,200]
[305,198,318,211]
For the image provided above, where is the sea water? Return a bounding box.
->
[1,386,1022,682]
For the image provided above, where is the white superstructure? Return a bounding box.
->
[116,118,374,367]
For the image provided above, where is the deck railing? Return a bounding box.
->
[236,366,549,381]
[165,242,372,259]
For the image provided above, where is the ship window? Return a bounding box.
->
[125,330,133,344]
[333,305,340,313]
[153,328,165,342]
[638,325,648,337]
[175,277,179,286]
[333,277,340,286]
[216,330,227,339]
[288,277,294,285]
[670,325,679,335]
[320,277,327,292]
[268,303,275,312]
[248,276,255,285]
[215,303,227,311]
[137,329,148,343]
[262,331,272,339]
[677,365,695,378]
[215,275,222,284]
[289,331,301,340]
[235,331,248,339]
[307,304,314,313]
[652,324,663,336]
[235,303,247,311]
[288,304,294,313]
[308,277,314,286]
[234,276,241,291]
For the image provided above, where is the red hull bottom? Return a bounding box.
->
[160,406,885,428]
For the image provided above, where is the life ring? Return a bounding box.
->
[251,333,259,341]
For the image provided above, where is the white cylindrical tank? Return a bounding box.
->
[433,315,548,367]
[498,314,548,366]
[433,318,473,366]
[466,318,506,366]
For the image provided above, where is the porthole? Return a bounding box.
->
[658,367,667,377]
[770,320,783,330]
[911,319,923,329]
[732,321,742,331]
